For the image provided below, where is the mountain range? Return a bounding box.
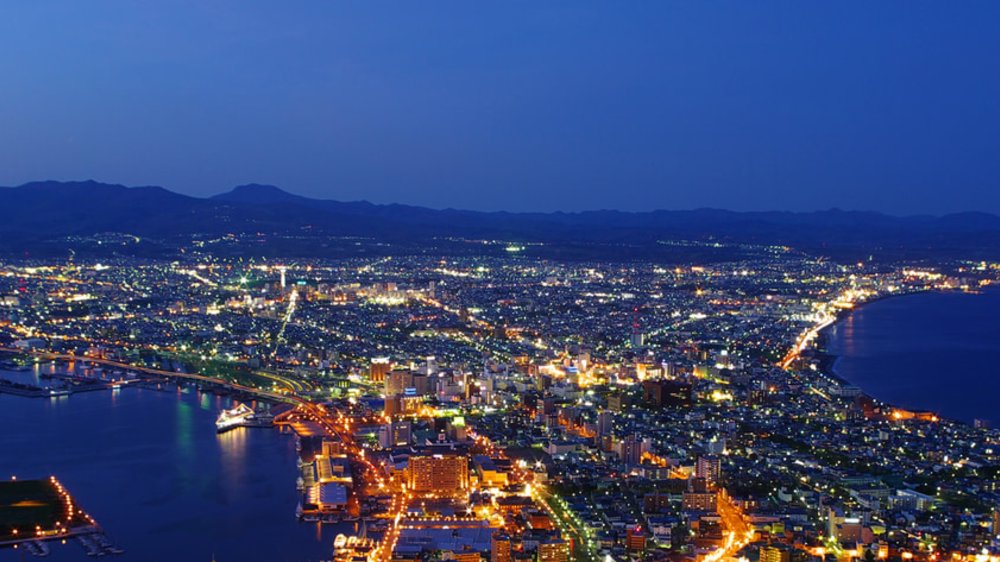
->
[3,180,1000,261]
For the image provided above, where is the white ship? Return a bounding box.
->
[216,403,255,432]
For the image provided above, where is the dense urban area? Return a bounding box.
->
[2,242,1000,562]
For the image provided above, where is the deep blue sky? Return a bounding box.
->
[2,2,998,214]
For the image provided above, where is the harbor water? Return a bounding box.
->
[0,366,345,562]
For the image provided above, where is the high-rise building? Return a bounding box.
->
[630,332,645,348]
[607,393,627,412]
[696,455,722,484]
[379,421,412,448]
[619,434,643,466]
[411,372,431,396]
[597,410,613,437]
[642,379,693,407]
[407,454,469,496]
[536,538,570,562]
[683,479,718,512]
[423,356,438,375]
[491,533,513,562]
[385,369,413,397]
[683,490,718,512]
[369,357,391,382]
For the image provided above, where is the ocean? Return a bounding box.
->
[825,288,1000,426]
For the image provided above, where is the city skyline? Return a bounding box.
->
[2,3,1000,562]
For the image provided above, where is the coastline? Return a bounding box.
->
[0,374,338,561]
[812,289,931,386]
[812,287,991,425]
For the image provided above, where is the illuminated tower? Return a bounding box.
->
[630,306,644,347]
[279,266,287,291]
[369,357,391,382]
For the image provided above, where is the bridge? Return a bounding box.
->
[0,347,297,404]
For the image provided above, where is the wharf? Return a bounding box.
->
[0,478,124,556]
[0,376,112,398]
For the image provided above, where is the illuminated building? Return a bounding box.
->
[491,533,512,562]
[626,525,647,552]
[683,479,718,512]
[406,454,469,496]
[384,395,402,417]
[607,392,626,412]
[642,379,693,407]
[760,545,791,562]
[619,433,643,466]
[454,551,481,562]
[526,511,554,531]
[473,455,509,487]
[695,455,721,484]
[596,410,612,437]
[380,421,412,448]
[369,357,391,382]
[536,538,570,562]
[385,369,414,397]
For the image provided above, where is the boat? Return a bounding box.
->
[242,410,275,427]
[216,403,255,432]
[76,534,102,557]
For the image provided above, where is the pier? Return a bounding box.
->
[0,477,124,557]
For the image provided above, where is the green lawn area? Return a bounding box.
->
[0,479,89,542]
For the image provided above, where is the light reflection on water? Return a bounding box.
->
[826,288,1000,424]
[0,380,343,561]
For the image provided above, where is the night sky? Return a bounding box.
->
[2,2,998,214]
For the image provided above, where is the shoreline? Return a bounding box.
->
[0,384,337,562]
[812,287,992,425]
[812,289,931,386]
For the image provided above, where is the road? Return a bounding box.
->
[702,492,754,562]
[3,346,411,560]
[530,484,599,562]
[282,402,408,562]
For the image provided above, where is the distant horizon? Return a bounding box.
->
[5,177,996,219]
[3,3,998,216]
